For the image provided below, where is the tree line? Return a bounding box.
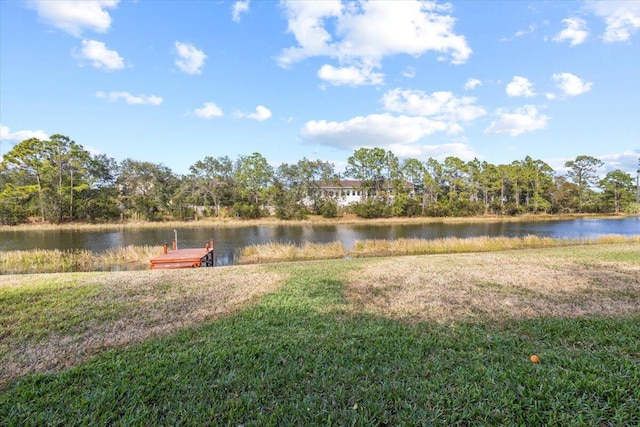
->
[1,135,638,225]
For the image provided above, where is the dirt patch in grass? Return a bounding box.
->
[0,266,283,385]
[346,245,640,324]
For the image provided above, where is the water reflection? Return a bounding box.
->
[1,217,638,267]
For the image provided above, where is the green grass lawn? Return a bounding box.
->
[1,245,639,426]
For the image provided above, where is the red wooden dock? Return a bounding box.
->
[150,240,215,270]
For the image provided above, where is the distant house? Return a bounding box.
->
[318,180,414,207]
[317,180,364,207]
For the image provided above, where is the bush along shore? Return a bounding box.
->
[1,234,639,274]
[1,243,639,425]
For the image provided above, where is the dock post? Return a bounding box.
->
[172,240,176,251]
[163,242,168,254]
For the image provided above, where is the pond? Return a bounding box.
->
[1,217,638,266]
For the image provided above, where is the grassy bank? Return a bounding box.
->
[1,243,639,425]
[3,234,639,274]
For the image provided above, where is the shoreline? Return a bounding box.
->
[2,235,639,275]
[0,212,634,232]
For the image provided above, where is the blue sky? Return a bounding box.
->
[1,0,639,176]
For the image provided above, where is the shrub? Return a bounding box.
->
[0,202,28,225]
[424,201,451,217]
[624,202,640,215]
[319,200,338,218]
[352,200,391,219]
[391,194,421,217]
[231,202,263,219]
[502,202,525,216]
[448,200,484,217]
[274,204,307,220]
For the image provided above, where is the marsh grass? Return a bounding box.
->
[98,245,159,269]
[0,249,94,274]
[1,245,639,425]
[0,245,160,274]
[349,234,640,257]
[237,241,346,264]
[236,234,640,265]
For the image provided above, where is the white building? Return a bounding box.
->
[318,180,364,207]
[319,180,414,207]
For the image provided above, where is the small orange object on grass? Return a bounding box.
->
[530,355,540,363]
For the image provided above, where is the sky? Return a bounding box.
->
[1,0,639,177]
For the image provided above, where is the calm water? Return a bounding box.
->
[1,217,638,266]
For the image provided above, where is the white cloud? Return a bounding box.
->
[174,42,206,75]
[515,24,537,38]
[28,0,119,37]
[301,113,459,151]
[552,72,593,96]
[506,76,536,97]
[301,88,486,152]
[388,142,479,161]
[586,1,640,43]
[278,0,471,86]
[544,157,572,174]
[277,0,342,67]
[599,150,640,173]
[193,102,223,119]
[95,91,163,105]
[402,66,416,78]
[464,78,482,90]
[235,105,272,121]
[73,39,124,71]
[500,23,537,42]
[382,88,486,122]
[0,125,49,142]
[84,145,104,157]
[317,64,384,86]
[553,18,588,46]
[550,152,636,177]
[232,0,250,23]
[485,105,550,136]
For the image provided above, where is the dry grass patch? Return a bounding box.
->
[0,266,284,385]
[346,244,640,324]
[237,241,346,264]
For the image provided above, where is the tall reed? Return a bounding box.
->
[349,234,640,257]
[0,245,161,275]
[237,241,346,264]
